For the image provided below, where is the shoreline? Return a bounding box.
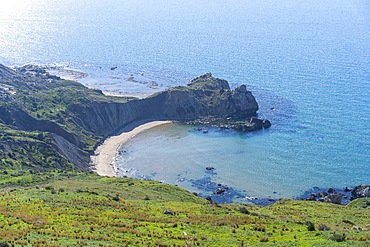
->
[91,120,173,177]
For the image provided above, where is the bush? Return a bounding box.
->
[253,224,266,232]
[112,194,120,201]
[318,223,330,231]
[260,236,268,242]
[305,221,315,231]
[342,219,355,225]
[239,207,250,214]
[330,233,346,242]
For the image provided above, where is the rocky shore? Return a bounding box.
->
[185,116,271,132]
[301,184,370,205]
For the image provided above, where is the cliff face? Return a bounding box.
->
[70,73,258,137]
[0,65,260,171]
[165,73,258,119]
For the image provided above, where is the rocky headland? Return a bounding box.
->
[0,64,268,172]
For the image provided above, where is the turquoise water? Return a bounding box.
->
[1,0,369,201]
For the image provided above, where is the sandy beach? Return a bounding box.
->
[91,121,172,177]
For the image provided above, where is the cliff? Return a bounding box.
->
[71,73,259,134]
[0,65,261,171]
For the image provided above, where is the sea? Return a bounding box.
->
[1,0,369,203]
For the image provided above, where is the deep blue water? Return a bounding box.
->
[1,0,369,202]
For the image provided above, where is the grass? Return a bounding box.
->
[0,173,369,246]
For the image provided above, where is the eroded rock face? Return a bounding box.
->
[351,184,370,200]
[160,73,258,119]
[232,85,259,115]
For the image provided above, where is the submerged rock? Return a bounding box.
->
[214,187,227,195]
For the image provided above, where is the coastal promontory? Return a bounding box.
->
[0,65,264,171]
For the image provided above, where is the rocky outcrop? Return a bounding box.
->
[187,73,230,90]
[179,73,258,118]
[351,184,370,200]
[306,188,344,205]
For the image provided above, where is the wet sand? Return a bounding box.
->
[91,121,172,177]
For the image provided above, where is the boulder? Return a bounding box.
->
[163,209,174,215]
[351,184,370,200]
[328,193,342,205]
[343,186,352,192]
[249,117,272,128]
[214,188,226,195]
[305,189,343,204]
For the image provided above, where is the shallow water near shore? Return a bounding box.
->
[1,0,369,202]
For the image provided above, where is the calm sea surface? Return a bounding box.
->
[1,0,369,201]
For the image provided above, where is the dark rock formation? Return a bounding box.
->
[230,117,271,132]
[351,184,370,200]
[306,188,344,205]
[343,186,352,192]
[214,187,227,195]
[163,209,174,215]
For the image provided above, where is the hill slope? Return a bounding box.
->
[0,173,369,246]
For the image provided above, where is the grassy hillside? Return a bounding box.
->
[1,65,369,246]
[0,173,369,246]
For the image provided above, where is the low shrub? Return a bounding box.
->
[260,236,268,242]
[318,223,330,231]
[239,207,250,214]
[330,233,346,242]
[305,221,315,231]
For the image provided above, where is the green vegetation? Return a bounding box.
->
[1,66,132,173]
[0,124,74,173]
[1,65,369,246]
[0,173,369,246]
